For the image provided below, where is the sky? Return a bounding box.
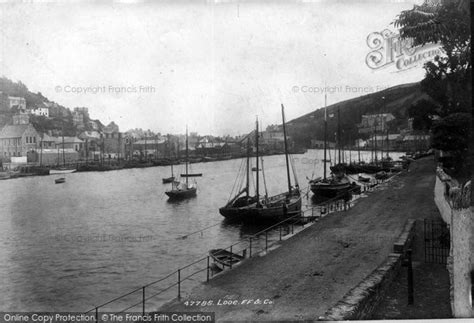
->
[0,0,427,136]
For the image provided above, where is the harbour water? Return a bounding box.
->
[0,149,403,311]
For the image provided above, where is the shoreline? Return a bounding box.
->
[0,148,412,180]
[158,157,441,321]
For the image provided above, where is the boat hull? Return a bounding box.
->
[165,187,197,199]
[219,193,302,223]
[209,249,244,269]
[162,176,175,184]
[310,181,352,198]
[50,168,76,175]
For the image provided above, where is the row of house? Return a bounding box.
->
[357,132,431,152]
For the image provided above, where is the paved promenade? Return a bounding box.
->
[160,158,442,321]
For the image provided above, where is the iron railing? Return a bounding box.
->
[85,181,382,318]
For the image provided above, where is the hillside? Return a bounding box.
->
[0,76,104,136]
[286,82,430,148]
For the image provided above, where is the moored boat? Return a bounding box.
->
[180,173,202,177]
[162,176,175,184]
[310,174,352,198]
[55,177,66,184]
[50,167,76,175]
[309,102,353,198]
[165,126,198,200]
[209,249,245,269]
[219,104,302,223]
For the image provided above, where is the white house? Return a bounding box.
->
[29,105,49,117]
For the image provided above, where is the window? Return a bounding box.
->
[34,137,36,143]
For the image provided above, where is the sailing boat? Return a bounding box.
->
[162,135,175,183]
[165,126,197,199]
[310,97,351,198]
[219,104,301,222]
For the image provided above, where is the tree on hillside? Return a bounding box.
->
[407,99,439,131]
[394,0,472,181]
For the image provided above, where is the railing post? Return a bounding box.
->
[265,231,268,252]
[291,222,294,234]
[142,286,146,315]
[407,249,414,305]
[230,246,233,269]
[207,256,210,281]
[279,225,282,241]
[249,238,252,258]
[177,269,181,300]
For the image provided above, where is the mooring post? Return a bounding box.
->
[279,225,282,241]
[95,308,99,323]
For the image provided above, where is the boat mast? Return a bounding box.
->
[281,104,292,194]
[40,135,43,166]
[337,109,341,165]
[61,121,66,167]
[323,94,327,180]
[255,117,260,206]
[246,138,250,197]
[185,125,189,185]
[374,115,378,165]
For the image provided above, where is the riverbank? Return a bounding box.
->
[159,157,442,321]
[0,150,309,180]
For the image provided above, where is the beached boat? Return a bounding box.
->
[165,127,197,199]
[209,249,245,269]
[358,174,370,182]
[219,105,301,222]
[55,177,66,184]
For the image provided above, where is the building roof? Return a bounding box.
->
[41,133,56,142]
[79,131,101,139]
[56,136,83,144]
[403,135,430,141]
[41,148,78,154]
[0,124,31,138]
[134,139,166,145]
[370,134,401,141]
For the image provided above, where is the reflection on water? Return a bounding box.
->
[0,150,403,311]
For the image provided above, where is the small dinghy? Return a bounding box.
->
[209,249,245,270]
[55,177,66,184]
